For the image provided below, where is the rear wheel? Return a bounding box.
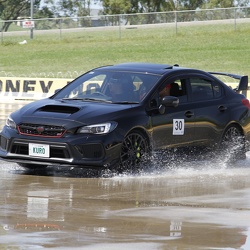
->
[119,131,150,173]
[220,125,246,163]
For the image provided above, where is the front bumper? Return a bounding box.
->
[0,129,122,168]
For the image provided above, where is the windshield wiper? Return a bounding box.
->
[62,98,83,100]
[62,97,112,103]
[112,101,139,104]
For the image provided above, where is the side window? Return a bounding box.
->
[190,78,221,101]
[173,79,188,103]
[170,80,182,97]
[159,79,188,103]
[213,83,222,98]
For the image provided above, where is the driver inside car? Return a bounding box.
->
[159,82,180,98]
[108,75,135,102]
[159,84,171,98]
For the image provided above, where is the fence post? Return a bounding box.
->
[234,8,237,31]
[59,18,62,39]
[175,11,178,34]
[119,14,122,39]
[30,0,34,39]
[1,21,3,43]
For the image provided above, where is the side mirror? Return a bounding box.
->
[158,96,179,114]
[161,96,179,107]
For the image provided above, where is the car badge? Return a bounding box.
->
[36,126,45,134]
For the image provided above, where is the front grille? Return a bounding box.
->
[18,123,66,138]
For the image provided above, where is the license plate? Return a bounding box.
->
[29,143,50,158]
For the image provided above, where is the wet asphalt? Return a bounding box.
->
[0,102,250,249]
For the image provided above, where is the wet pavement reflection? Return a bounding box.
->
[0,102,250,249]
[1,160,250,250]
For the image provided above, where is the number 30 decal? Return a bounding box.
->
[173,119,185,135]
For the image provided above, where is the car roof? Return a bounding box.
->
[95,62,180,75]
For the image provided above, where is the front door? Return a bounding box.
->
[151,79,196,149]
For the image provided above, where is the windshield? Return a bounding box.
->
[53,70,161,103]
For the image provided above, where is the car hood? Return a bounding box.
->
[11,98,139,128]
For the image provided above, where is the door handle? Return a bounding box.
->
[185,111,194,118]
[218,105,227,112]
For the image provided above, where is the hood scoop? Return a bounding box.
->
[38,105,80,114]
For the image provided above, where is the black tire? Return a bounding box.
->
[221,125,246,163]
[119,131,150,173]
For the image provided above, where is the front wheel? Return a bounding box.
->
[119,131,150,173]
[220,125,246,163]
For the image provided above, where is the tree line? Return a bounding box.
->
[0,0,249,31]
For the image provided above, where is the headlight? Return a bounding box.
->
[6,116,16,129]
[77,122,117,134]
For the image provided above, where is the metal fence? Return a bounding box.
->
[1,6,250,41]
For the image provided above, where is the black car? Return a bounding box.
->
[0,62,250,172]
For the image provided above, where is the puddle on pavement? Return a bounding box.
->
[1,157,250,249]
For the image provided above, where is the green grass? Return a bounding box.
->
[0,22,250,78]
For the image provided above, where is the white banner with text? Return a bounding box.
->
[0,77,72,101]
